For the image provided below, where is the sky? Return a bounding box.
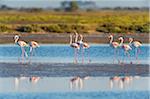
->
[0,0,149,8]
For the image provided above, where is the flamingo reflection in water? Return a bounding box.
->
[14,77,40,90]
[109,76,133,89]
[29,77,40,84]
[14,77,28,90]
[70,76,90,90]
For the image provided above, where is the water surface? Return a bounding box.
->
[0,44,149,64]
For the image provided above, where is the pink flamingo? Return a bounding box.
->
[77,34,90,63]
[70,34,80,63]
[108,35,121,63]
[129,38,142,60]
[14,35,28,63]
[119,37,132,63]
[29,41,40,62]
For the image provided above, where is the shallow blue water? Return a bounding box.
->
[0,77,149,99]
[0,91,149,99]
[0,44,149,64]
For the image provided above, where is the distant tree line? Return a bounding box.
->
[0,3,149,12]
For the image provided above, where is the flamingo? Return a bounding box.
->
[70,34,80,63]
[118,37,132,63]
[29,41,40,62]
[129,38,142,61]
[77,34,90,63]
[108,35,121,63]
[14,35,28,63]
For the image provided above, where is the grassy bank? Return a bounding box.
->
[0,10,149,34]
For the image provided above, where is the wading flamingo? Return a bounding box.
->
[108,35,120,63]
[29,41,40,62]
[129,38,142,61]
[14,35,28,63]
[77,34,90,64]
[119,37,132,64]
[70,34,80,63]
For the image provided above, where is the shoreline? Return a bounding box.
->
[0,33,149,44]
[0,63,149,77]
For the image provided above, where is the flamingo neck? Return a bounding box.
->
[119,39,124,46]
[80,35,83,42]
[70,35,72,44]
[129,39,133,45]
[15,38,19,43]
[75,33,78,43]
[110,36,113,44]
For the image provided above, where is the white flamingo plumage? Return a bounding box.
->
[77,34,90,63]
[29,41,40,62]
[129,38,142,60]
[119,37,132,63]
[14,35,28,63]
[70,34,80,63]
[108,35,121,63]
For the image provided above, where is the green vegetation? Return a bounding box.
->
[0,10,149,34]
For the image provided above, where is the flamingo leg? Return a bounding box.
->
[126,51,131,64]
[113,48,117,64]
[82,47,84,64]
[87,48,90,63]
[29,47,34,63]
[122,51,126,64]
[116,49,121,64]
[113,49,115,64]
[21,47,25,63]
[135,48,138,60]
[137,48,141,64]
[74,48,77,63]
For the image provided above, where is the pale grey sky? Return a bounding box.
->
[0,0,149,8]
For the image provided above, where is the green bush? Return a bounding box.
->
[41,24,63,33]
[0,24,11,32]
[58,24,72,33]
[71,24,89,33]
[16,24,41,33]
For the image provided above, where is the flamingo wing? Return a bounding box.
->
[112,42,119,48]
[18,41,28,47]
[133,41,142,47]
[30,41,39,48]
[83,42,90,48]
[71,43,80,49]
[123,44,132,50]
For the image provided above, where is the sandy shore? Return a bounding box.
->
[0,63,149,77]
[0,33,149,44]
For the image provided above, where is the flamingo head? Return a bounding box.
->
[73,30,78,35]
[118,37,124,41]
[14,35,19,43]
[129,37,133,42]
[108,35,113,39]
